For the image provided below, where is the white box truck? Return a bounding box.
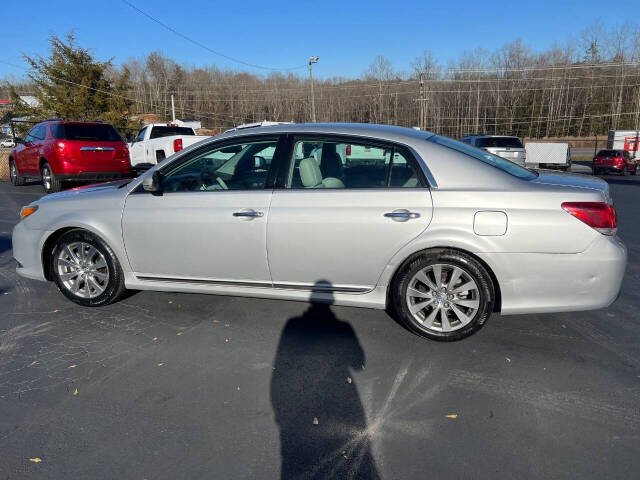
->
[607,130,640,159]
[524,142,571,171]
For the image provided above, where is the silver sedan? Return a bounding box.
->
[12,123,627,340]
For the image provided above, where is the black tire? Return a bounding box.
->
[9,159,26,186]
[41,161,62,193]
[391,249,494,341]
[50,229,126,307]
[592,167,598,176]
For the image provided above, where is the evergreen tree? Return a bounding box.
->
[8,33,138,136]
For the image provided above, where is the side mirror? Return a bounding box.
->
[142,171,163,193]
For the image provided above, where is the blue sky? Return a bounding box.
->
[1,0,629,80]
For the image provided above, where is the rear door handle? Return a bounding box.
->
[233,209,264,218]
[384,209,420,221]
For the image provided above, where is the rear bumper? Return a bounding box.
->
[478,234,627,315]
[594,164,624,173]
[56,171,131,183]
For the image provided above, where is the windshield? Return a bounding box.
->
[475,137,524,149]
[55,124,122,141]
[428,135,537,180]
[150,126,195,139]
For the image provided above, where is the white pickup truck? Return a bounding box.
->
[128,123,211,171]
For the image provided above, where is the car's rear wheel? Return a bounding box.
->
[392,249,494,341]
[41,162,62,193]
[50,229,126,307]
[9,159,25,186]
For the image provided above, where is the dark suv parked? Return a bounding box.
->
[9,120,132,193]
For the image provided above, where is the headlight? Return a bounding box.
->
[20,205,38,219]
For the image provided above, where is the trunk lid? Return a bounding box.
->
[63,140,129,170]
[531,170,611,199]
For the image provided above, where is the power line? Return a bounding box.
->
[120,0,307,72]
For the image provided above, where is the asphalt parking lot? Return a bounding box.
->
[1,168,639,479]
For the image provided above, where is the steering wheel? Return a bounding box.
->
[199,170,228,190]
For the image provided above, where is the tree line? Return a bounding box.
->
[6,23,640,139]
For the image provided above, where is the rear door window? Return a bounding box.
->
[286,138,425,189]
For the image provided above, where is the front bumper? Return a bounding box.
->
[57,171,131,183]
[12,221,48,281]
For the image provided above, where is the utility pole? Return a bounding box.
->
[171,94,176,122]
[418,72,424,130]
[309,56,319,122]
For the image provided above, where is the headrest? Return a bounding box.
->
[299,158,323,187]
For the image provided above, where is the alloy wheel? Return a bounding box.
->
[9,162,16,183]
[42,165,52,191]
[56,242,110,299]
[405,263,480,332]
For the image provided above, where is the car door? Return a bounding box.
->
[122,135,283,285]
[129,127,148,164]
[21,127,41,174]
[266,135,433,291]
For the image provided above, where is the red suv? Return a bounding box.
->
[592,149,638,176]
[9,120,132,193]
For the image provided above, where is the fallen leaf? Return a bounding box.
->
[68,364,77,369]
[225,338,229,343]
[505,357,511,363]
[346,377,352,384]
[168,300,173,304]
[73,388,78,396]
[236,386,240,391]
[29,458,42,463]
[157,363,164,367]
[29,361,38,366]
[445,414,458,419]
[561,324,566,329]
[153,337,158,341]
[313,417,319,425]
[213,319,219,323]
[53,309,59,313]
[176,332,183,336]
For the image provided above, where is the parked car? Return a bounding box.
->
[9,120,131,193]
[13,124,626,341]
[1,138,15,148]
[128,123,211,172]
[461,135,526,166]
[592,149,638,176]
[525,142,571,171]
[606,130,639,159]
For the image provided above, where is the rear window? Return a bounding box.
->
[54,124,122,141]
[149,126,195,139]
[597,150,621,157]
[475,137,524,149]
[428,135,537,180]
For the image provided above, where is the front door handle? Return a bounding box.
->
[384,209,420,221]
[233,209,264,219]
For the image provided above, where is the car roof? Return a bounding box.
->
[214,122,435,145]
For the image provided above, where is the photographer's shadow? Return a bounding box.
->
[270,282,380,479]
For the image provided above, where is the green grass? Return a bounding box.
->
[571,155,593,163]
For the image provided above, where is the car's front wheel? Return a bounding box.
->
[392,249,494,341]
[9,159,25,186]
[50,229,126,307]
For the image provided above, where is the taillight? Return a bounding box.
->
[173,138,183,153]
[561,202,617,235]
[346,144,351,156]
